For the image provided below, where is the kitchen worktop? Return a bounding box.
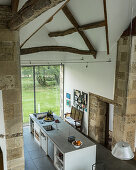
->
[30,113,95,154]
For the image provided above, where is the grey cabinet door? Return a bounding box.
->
[48,138,54,161]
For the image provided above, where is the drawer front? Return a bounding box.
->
[34,122,40,133]
[34,122,40,145]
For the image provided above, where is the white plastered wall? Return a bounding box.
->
[0,90,7,170]
[64,45,117,135]
[109,104,114,131]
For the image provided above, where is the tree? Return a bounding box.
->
[21,67,32,77]
[48,66,60,85]
[36,66,60,87]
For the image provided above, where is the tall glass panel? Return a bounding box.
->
[21,67,34,123]
[35,66,60,115]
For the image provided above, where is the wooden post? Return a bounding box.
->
[103,0,110,54]
[0,149,3,170]
[105,103,109,148]
[11,0,19,14]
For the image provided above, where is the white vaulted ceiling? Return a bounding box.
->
[1,0,136,62]
[20,0,136,53]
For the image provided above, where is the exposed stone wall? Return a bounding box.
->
[0,148,3,170]
[60,65,64,119]
[112,37,130,146]
[88,36,136,150]
[0,7,24,170]
[113,36,136,151]
[88,94,107,144]
[0,6,12,29]
[124,36,136,150]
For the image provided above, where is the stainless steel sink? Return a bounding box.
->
[43,125,55,131]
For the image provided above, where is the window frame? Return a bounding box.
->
[21,65,61,117]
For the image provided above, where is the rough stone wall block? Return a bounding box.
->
[88,94,107,144]
[0,7,24,170]
[113,36,136,151]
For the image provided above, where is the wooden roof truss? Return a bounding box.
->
[19,0,109,58]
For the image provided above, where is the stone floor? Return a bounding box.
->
[23,126,56,170]
[23,126,136,170]
[96,143,136,170]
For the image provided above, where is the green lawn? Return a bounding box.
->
[22,77,60,123]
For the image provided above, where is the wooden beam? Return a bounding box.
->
[20,46,96,55]
[11,0,19,14]
[103,0,109,55]
[122,16,136,37]
[62,6,97,58]
[20,0,70,48]
[105,103,109,148]
[0,149,3,170]
[9,0,65,30]
[48,20,106,37]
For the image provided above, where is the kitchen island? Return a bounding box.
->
[30,113,96,170]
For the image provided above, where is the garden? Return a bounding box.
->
[21,66,60,123]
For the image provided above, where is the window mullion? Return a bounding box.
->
[33,66,36,113]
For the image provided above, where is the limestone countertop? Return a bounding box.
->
[30,113,96,154]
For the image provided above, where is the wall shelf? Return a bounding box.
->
[54,146,64,170]
[56,154,63,165]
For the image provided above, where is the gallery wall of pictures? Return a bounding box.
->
[73,89,88,111]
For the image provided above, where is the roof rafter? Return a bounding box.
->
[19,0,110,57]
[48,1,110,55]
[103,0,109,54]
[48,20,106,37]
[11,0,19,14]
[9,0,66,30]
[20,0,70,48]
[20,46,96,55]
[62,5,97,58]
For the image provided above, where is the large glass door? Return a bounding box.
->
[35,66,60,114]
[21,65,60,123]
[21,67,34,123]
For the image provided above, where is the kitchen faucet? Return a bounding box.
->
[52,122,59,130]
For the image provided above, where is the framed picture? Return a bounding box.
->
[66,93,71,99]
[75,90,81,97]
[85,108,87,112]
[66,100,71,107]
[73,89,88,111]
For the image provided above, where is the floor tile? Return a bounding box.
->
[24,134,34,143]
[24,151,32,161]
[96,144,136,170]
[25,160,37,170]
[33,156,55,169]
[37,166,56,170]
[29,148,46,160]
[23,126,56,170]
[23,126,30,134]
[25,142,41,152]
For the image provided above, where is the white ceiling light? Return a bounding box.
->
[112,141,134,160]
